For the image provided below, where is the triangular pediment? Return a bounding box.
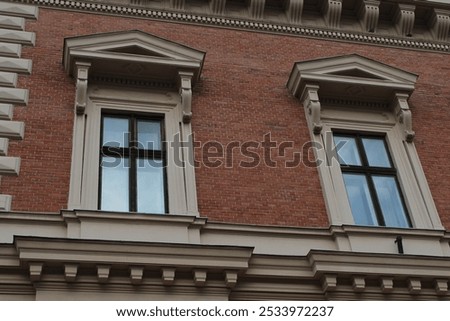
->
[287,54,418,101]
[328,68,385,80]
[63,30,205,84]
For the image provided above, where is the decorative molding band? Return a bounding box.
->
[0,14,25,30]
[321,97,389,109]
[90,74,175,89]
[0,42,21,57]
[6,0,450,53]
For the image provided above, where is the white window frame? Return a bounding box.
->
[63,31,205,215]
[287,54,443,230]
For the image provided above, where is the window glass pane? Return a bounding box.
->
[102,117,129,148]
[373,175,410,228]
[100,156,129,212]
[136,158,165,213]
[333,136,362,166]
[362,138,392,168]
[343,173,379,226]
[137,120,161,151]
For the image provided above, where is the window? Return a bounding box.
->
[63,31,205,215]
[334,133,411,228]
[99,114,167,213]
[287,54,443,230]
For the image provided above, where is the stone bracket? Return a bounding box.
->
[285,0,303,24]
[170,0,185,10]
[300,84,322,135]
[65,264,78,282]
[74,61,90,115]
[358,0,379,33]
[193,269,207,287]
[179,71,194,123]
[225,270,238,288]
[97,265,110,283]
[162,267,176,285]
[322,0,342,29]
[394,93,415,143]
[210,0,226,15]
[130,266,144,284]
[29,262,43,281]
[395,4,415,37]
[248,0,265,20]
[428,9,450,42]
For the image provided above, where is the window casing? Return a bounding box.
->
[287,54,443,230]
[99,114,167,213]
[333,133,411,228]
[64,31,205,216]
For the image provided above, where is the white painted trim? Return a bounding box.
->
[0,86,28,105]
[68,86,198,216]
[0,2,39,20]
[287,54,443,230]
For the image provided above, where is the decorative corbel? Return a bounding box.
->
[394,93,415,143]
[74,61,90,115]
[64,264,78,282]
[358,0,380,33]
[285,0,304,24]
[162,267,176,285]
[395,4,415,37]
[322,0,342,29]
[301,84,322,135]
[29,262,43,282]
[178,71,194,124]
[225,270,238,288]
[248,0,266,20]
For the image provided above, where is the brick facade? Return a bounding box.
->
[1,7,449,229]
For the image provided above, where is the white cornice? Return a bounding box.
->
[6,0,450,53]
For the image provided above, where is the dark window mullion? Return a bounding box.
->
[366,174,386,226]
[355,135,388,226]
[129,116,137,212]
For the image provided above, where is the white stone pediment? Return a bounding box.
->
[287,54,418,102]
[63,30,205,84]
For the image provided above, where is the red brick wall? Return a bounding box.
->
[2,8,449,229]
